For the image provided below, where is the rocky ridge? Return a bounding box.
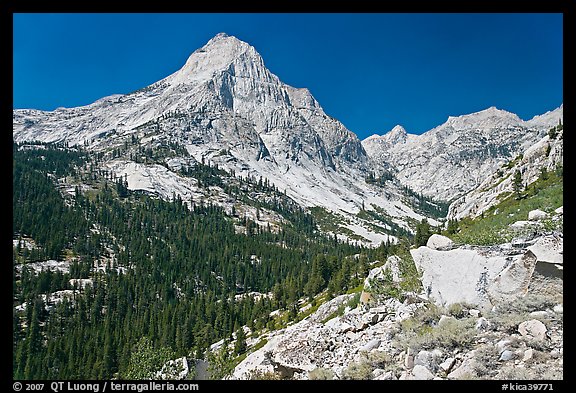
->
[363,105,563,201]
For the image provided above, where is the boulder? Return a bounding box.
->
[528,209,549,221]
[509,220,533,230]
[553,304,563,314]
[475,317,491,331]
[447,358,478,380]
[523,348,535,362]
[382,255,402,283]
[499,350,516,362]
[469,309,481,318]
[414,350,439,373]
[439,357,456,374]
[155,357,189,380]
[411,364,435,380]
[554,206,563,215]
[527,235,563,265]
[404,349,414,370]
[495,339,513,354]
[359,339,381,353]
[487,250,538,304]
[438,315,457,327]
[529,311,549,319]
[426,234,455,250]
[374,370,396,380]
[410,246,509,308]
[518,319,547,341]
[362,312,380,325]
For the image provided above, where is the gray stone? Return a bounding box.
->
[362,312,380,325]
[404,350,414,370]
[528,235,563,265]
[345,331,358,340]
[354,320,369,332]
[426,234,454,250]
[553,304,563,314]
[509,221,533,230]
[469,309,481,318]
[411,246,509,308]
[529,311,549,319]
[528,209,549,221]
[415,350,438,372]
[411,364,435,380]
[374,370,396,380]
[475,317,491,331]
[487,250,538,305]
[447,358,478,380]
[155,357,189,380]
[496,339,513,354]
[523,348,535,362]
[439,315,456,327]
[518,319,547,341]
[359,339,381,353]
[499,350,516,362]
[554,206,563,215]
[382,255,402,283]
[439,357,456,373]
[368,306,388,314]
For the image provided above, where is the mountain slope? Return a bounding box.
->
[447,123,563,221]
[13,33,433,245]
[363,106,563,201]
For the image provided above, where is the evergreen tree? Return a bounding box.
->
[414,219,431,247]
[513,170,523,199]
[234,328,247,355]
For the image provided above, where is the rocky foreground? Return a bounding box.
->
[228,208,563,380]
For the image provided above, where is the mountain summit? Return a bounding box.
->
[13,33,416,245]
[13,32,563,242]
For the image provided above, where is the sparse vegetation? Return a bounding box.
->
[450,170,562,246]
[342,350,393,380]
[308,367,335,380]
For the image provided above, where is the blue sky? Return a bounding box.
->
[13,13,563,138]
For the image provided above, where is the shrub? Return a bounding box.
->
[493,294,556,315]
[340,350,393,380]
[342,360,373,380]
[308,367,335,380]
[396,317,476,352]
[247,370,283,380]
[498,366,539,380]
[448,303,467,318]
[473,345,501,377]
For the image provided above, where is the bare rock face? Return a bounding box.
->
[528,234,563,265]
[411,244,540,310]
[487,250,537,304]
[410,246,508,309]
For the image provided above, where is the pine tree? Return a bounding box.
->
[513,170,523,199]
[414,219,431,247]
[234,328,247,355]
